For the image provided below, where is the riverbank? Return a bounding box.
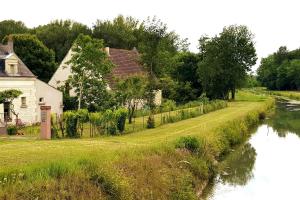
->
[0,91,275,199]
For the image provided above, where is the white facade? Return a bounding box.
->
[0,78,63,124]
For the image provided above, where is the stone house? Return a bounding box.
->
[49,47,162,106]
[0,39,63,125]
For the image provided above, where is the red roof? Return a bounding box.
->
[109,48,144,78]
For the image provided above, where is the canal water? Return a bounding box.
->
[204,99,300,200]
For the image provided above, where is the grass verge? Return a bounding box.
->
[0,91,274,199]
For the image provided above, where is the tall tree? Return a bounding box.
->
[33,20,92,62]
[67,34,114,110]
[93,15,140,49]
[198,25,257,99]
[138,17,188,126]
[2,34,56,82]
[257,47,300,90]
[0,20,28,41]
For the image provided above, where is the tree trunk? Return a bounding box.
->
[231,87,236,100]
[78,83,83,110]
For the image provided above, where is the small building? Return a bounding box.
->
[49,47,162,106]
[0,39,63,125]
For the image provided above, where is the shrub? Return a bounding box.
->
[64,111,79,138]
[103,110,117,135]
[146,115,155,129]
[115,108,127,133]
[259,112,266,120]
[7,125,17,135]
[175,136,201,153]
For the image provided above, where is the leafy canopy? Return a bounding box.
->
[2,34,56,82]
[67,34,114,110]
[198,25,257,99]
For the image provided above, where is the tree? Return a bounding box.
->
[93,15,140,49]
[67,34,114,110]
[33,20,92,62]
[169,52,202,102]
[0,89,22,126]
[0,20,28,41]
[198,25,257,99]
[257,47,300,91]
[2,34,56,82]
[115,75,147,124]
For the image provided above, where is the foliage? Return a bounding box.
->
[243,73,260,88]
[175,136,201,153]
[0,20,28,41]
[115,74,147,124]
[7,125,17,135]
[64,111,79,138]
[2,34,56,82]
[168,52,202,102]
[77,109,89,136]
[67,34,114,110]
[198,25,257,99]
[0,89,22,126]
[93,15,140,50]
[115,108,128,133]
[0,89,22,104]
[146,114,155,128]
[257,46,300,90]
[33,20,92,62]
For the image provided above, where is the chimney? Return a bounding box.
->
[7,35,14,53]
[105,47,110,56]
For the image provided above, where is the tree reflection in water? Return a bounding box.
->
[266,99,300,138]
[219,142,256,186]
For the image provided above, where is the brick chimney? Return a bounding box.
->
[7,35,14,53]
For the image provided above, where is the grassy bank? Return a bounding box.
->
[269,90,300,101]
[0,91,274,199]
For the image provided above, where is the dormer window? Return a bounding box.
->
[10,64,16,74]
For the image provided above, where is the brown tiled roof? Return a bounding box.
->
[0,43,35,78]
[109,48,144,77]
[107,48,145,87]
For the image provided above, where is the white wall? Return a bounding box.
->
[0,78,38,124]
[48,49,72,88]
[35,79,63,121]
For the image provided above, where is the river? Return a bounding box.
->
[203,99,300,200]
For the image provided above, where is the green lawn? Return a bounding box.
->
[0,91,270,171]
[0,91,274,199]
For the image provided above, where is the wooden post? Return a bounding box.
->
[40,106,51,139]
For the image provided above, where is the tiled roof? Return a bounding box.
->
[109,48,144,77]
[107,48,145,87]
[0,43,35,78]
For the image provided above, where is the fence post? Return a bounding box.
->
[142,109,144,128]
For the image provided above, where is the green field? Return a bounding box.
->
[0,91,274,199]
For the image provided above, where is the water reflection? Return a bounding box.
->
[219,143,256,186]
[205,99,300,200]
[266,99,300,137]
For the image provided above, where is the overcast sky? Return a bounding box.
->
[1,0,300,71]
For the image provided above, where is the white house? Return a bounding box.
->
[49,47,162,105]
[0,38,63,125]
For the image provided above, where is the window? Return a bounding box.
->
[21,97,27,108]
[39,97,45,105]
[10,64,15,74]
[4,102,11,122]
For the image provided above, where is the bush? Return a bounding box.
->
[115,108,127,133]
[175,136,201,153]
[7,125,17,135]
[146,115,155,129]
[64,111,79,138]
